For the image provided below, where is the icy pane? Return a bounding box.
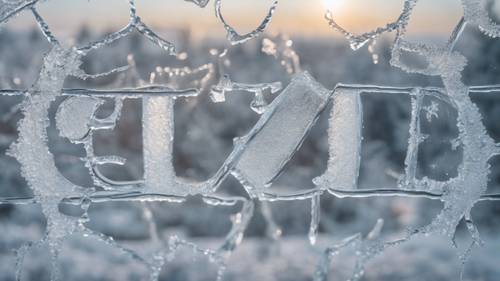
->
[232,72,331,193]
[56,97,100,141]
[142,96,178,194]
[314,89,362,190]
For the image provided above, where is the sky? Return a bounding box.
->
[7,0,466,39]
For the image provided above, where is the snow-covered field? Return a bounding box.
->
[1,225,500,281]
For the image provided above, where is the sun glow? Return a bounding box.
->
[322,0,344,11]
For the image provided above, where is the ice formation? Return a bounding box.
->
[1,0,500,280]
[313,89,362,191]
[231,72,331,195]
[215,0,278,45]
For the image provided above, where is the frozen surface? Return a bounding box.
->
[314,90,362,190]
[232,72,330,194]
[143,96,177,194]
[1,0,500,280]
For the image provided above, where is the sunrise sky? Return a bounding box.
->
[7,0,467,39]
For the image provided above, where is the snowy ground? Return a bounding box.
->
[1,231,499,281]
[0,197,499,281]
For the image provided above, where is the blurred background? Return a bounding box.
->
[1,0,500,280]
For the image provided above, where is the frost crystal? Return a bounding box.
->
[143,96,178,194]
[314,89,362,190]
[9,46,85,280]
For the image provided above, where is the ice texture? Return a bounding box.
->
[324,0,418,50]
[2,1,500,281]
[399,90,423,189]
[210,74,282,114]
[462,0,500,37]
[215,0,278,45]
[8,47,85,280]
[308,194,321,245]
[142,96,179,194]
[56,97,101,141]
[231,72,331,194]
[316,1,500,279]
[313,89,362,190]
[0,0,38,25]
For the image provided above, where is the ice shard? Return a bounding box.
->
[230,72,331,194]
[142,96,180,194]
[314,89,362,190]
